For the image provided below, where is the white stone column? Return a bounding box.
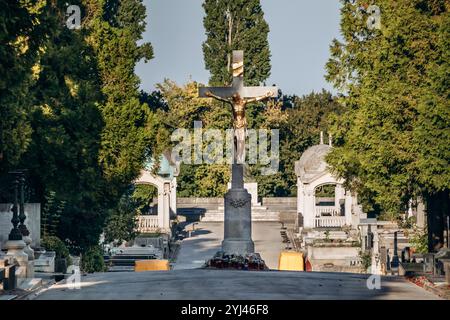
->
[303,186,315,229]
[157,187,165,231]
[170,178,177,217]
[371,229,382,275]
[416,199,426,229]
[295,177,305,232]
[163,183,171,231]
[334,184,344,209]
[22,234,34,278]
[345,190,353,226]
[297,178,304,217]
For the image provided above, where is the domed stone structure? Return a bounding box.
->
[294,133,362,230]
[295,144,331,183]
[293,134,370,274]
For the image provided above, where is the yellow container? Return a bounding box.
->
[278,251,304,271]
[135,260,170,271]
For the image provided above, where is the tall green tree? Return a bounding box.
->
[0,0,157,252]
[0,0,46,175]
[256,91,342,197]
[325,0,449,251]
[202,0,271,86]
[20,0,108,251]
[86,0,155,200]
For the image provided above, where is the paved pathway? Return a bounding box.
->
[173,222,284,270]
[32,222,440,300]
[34,269,439,300]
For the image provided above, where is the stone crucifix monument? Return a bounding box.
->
[199,50,277,255]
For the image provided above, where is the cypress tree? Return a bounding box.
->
[86,0,155,198]
[202,0,271,86]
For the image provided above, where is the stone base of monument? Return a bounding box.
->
[222,188,255,255]
[202,164,270,271]
[204,251,269,271]
[4,240,29,278]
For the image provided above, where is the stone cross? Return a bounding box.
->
[199,51,277,166]
[198,51,277,256]
[199,50,278,103]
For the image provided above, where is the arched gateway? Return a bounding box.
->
[295,134,363,230]
[135,153,179,235]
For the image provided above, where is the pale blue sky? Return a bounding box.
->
[136,0,342,96]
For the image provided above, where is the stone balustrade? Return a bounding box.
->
[314,216,346,228]
[315,206,340,217]
[137,215,160,233]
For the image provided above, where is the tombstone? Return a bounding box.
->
[390,232,400,274]
[401,247,411,263]
[415,199,426,229]
[423,253,435,274]
[435,248,450,282]
[0,259,17,290]
[386,249,391,271]
[34,252,56,273]
[380,246,387,273]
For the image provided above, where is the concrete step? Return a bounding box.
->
[200,210,280,222]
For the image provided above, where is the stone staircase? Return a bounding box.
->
[177,197,297,222]
[200,205,280,222]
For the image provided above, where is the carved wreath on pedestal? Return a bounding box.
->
[227,197,250,208]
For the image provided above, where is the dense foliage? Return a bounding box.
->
[0,0,156,253]
[151,80,340,197]
[325,0,449,250]
[41,235,72,265]
[0,0,46,174]
[81,245,107,273]
[202,0,271,86]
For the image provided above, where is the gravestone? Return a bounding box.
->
[34,252,56,273]
[390,231,400,274]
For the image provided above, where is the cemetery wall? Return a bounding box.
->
[262,197,296,205]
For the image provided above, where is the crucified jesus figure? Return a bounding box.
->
[205,90,274,164]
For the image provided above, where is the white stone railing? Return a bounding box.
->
[315,206,340,217]
[314,216,346,228]
[137,215,160,233]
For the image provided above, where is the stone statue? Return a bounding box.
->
[204,90,274,164]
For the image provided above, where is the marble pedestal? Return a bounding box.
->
[4,239,29,278]
[222,164,254,255]
[23,235,34,261]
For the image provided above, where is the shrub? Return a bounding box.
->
[410,227,428,254]
[359,250,372,272]
[41,236,72,266]
[81,245,107,273]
